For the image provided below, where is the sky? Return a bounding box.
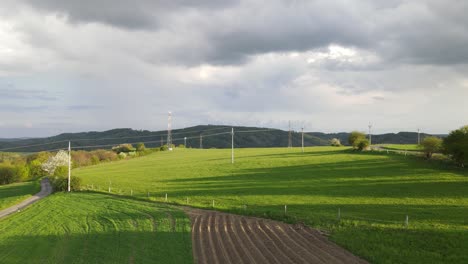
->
[0,0,467,137]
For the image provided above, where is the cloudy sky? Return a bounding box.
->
[1,0,467,137]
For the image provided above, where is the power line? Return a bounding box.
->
[0,140,69,152]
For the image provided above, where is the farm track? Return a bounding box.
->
[0,178,52,219]
[185,208,368,264]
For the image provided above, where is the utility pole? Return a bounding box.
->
[231,128,234,164]
[200,134,203,149]
[167,111,172,150]
[184,137,187,147]
[368,122,372,145]
[417,128,420,145]
[288,120,292,148]
[301,127,304,153]
[68,141,71,192]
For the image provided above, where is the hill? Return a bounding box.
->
[0,125,441,152]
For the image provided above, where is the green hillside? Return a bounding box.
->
[74,147,468,264]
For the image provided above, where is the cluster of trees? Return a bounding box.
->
[0,152,51,185]
[0,142,164,187]
[421,125,468,167]
[348,131,370,151]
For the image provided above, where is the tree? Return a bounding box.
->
[443,125,468,167]
[330,138,341,147]
[421,136,442,159]
[348,131,367,149]
[41,150,69,175]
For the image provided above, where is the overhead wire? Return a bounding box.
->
[0,127,281,153]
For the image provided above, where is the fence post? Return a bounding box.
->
[405,215,409,228]
[130,189,133,196]
[165,193,168,202]
[284,205,287,215]
[212,200,215,208]
[337,208,341,221]
[186,197,189,204]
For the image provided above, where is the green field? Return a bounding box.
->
[75,147,468,264]
[380,144,421,151]
[0,181,40,211]
[0,192,192,264]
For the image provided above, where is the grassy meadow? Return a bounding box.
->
[0,181,40,211]
[74,146,468,264]
[0,192,192,264]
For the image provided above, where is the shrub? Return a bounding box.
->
[112,144,136,153]
[50,175,82,192]
[160,145,168,151]
[136,142,146,152]
[443,125,468,167]
[118,152,127,159]
[421,136,442,159]
[178,144,186,148]
[357,138,370,151]
[330,138,341,147]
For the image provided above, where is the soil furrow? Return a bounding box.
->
[244,219,285,264]
[255,219,310,264]
[274,224,335,263]
[232,215,269,263]
[184,208,368,264]
[191,215,202,264]
[205,214,221,264]
[213,214,237,263]
[225,214,256,264]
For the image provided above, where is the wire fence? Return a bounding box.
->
[80,183,417,230]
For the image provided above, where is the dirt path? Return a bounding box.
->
[185,208,368,264]
[0,178,52,219]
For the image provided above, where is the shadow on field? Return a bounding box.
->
[206,149,350,161]
[162,158,468,199]
[0,183,34,201]
[0,231,192,264]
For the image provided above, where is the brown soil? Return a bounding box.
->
[185,208,368,264]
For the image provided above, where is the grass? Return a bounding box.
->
[74,146,468,264]
[380,144,421,151]
[0,180,41,211]
[0,192,192,264]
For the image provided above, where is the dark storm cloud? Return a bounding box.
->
[22,0,237,29]
[15,0,468,66]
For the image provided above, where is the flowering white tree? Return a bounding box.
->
[41,150,70,175]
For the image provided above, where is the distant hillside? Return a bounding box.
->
[0,125,443,152]
[308,131,442,145]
